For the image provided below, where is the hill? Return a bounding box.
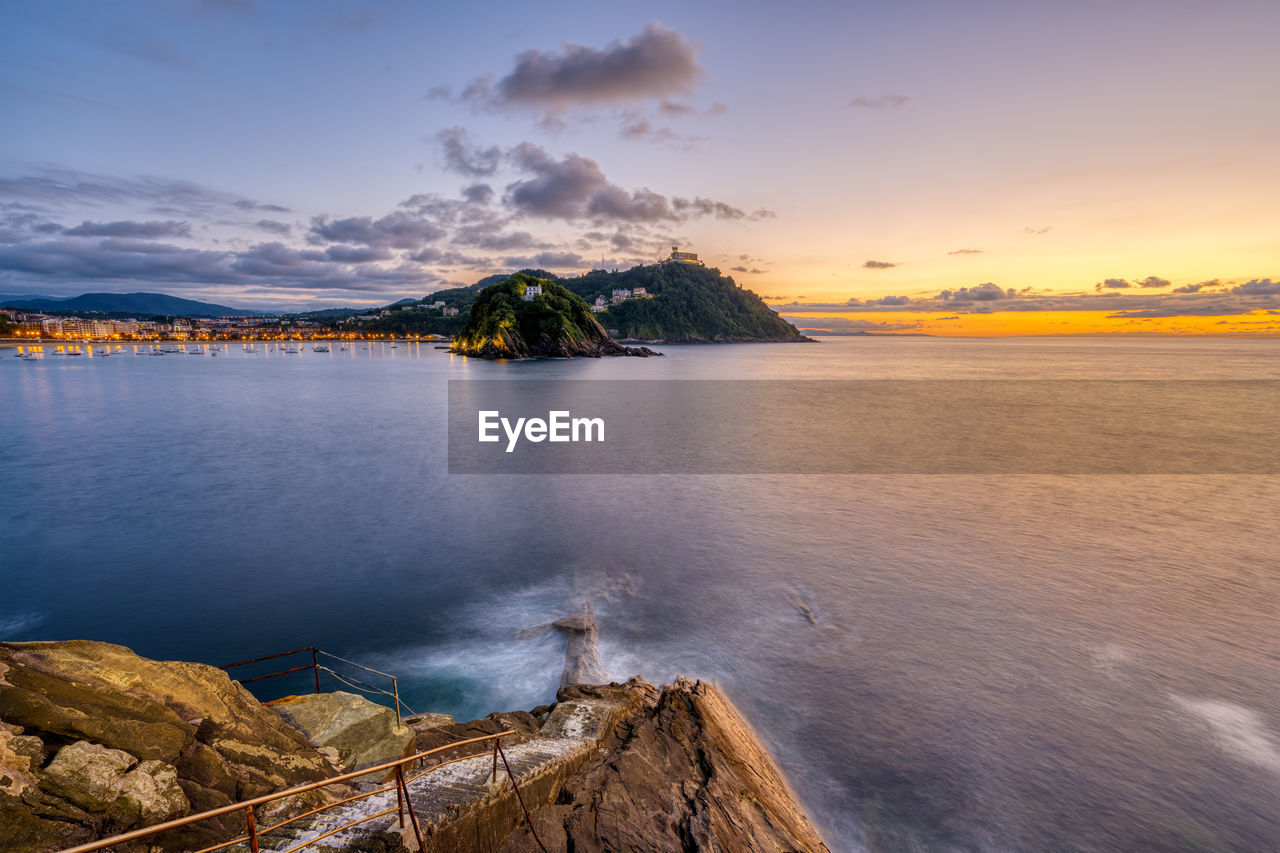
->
[562,263,806,342]
[450,273,656,358]
[363,264,807,343]
[0,292,261,317]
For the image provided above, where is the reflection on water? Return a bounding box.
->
[2,337,1278,852]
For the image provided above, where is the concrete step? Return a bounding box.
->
[237,698,615,853]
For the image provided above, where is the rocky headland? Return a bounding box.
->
[450,273,660,360]
[1,640,828,853]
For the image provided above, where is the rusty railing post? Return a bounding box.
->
[399,763,425,851]
[491,737,500,784]
[394,766,405,828]
[498,741,548,853]
[312,647,321,693]
[245,805,259,853]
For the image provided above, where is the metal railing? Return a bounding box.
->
[219,647,411,724]
[57,729,550,853]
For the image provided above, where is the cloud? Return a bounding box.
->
[1024,226,1052,235]
[786,316,920,334]
[503,143,750,224]
[0,167,287,217]
[63,219,192,238]
[1232,278,1280,295]
[233,199,291,213]
[500,251,587,270]
[863,260,897,269]
[730,266,766,274]
[939,283,1010,302]
[97,33,198,70]
[254,219,292,235]
[947,248,982,255]
[324,245,393,263]
[468,23,702,112]
[436,126,501,177]
[1136,276,1171,289]
[848,94,908,109]
[1097,278,1131,290]
[308,210,446,249]
[866,295,910,306]
[461,183,494,205]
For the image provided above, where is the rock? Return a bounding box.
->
[107,759,190,830]
[271,691,414,772]
[0,641,335,853]
[498,677,831,853]
[552,605,607,688]
[39,740,135,812]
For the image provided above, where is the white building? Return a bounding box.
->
[522,283,543,301]
[631,287,649,298]
[442,306,460,317]
[610,288,631,304]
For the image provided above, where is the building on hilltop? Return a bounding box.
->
[522,283,543,301]
[668,246,703,265]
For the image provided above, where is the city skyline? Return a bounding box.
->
[3,0,1278,334]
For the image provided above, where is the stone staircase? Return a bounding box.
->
[230,698,622,853]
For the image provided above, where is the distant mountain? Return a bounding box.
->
[0,292,263,317]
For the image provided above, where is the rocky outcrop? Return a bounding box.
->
[2,641,828,853]
[498,678,830,853]
[0,641,339,853]
[271,691,415,773]
[450,273,662,360]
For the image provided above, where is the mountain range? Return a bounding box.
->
[0,292,265,317]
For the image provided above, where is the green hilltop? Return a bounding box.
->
[359,262,807,344]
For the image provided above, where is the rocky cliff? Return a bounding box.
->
[0,641,339,852]
[1,642,828,853]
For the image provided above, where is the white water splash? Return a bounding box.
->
[1172,695,1280,776]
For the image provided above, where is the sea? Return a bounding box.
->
[1,336,1277,852]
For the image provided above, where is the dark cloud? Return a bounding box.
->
[504,143,676,222]
[308,211,446,249]
[0,167,287,217]
[63,219,192,238]
[453,227,544,251]
[461,183,494,205]
[671,197,748,220]
[939,283,1010,302]
[1097,278,1130,290]
[863,260,897,269]
[1106,304,1262,319]
[436,126,501,177]
[255,219,292,235]
[947,248,982,255]
[786,316,920,333]
[730,266,767,274]
[659,100,696,117]
[470,23,702,111]
[848,94,908,109]
[867,295,911,306]
[1136,276,1171,288]
[1232,278,1280,295]
[324,245,393,263]
[233,199,291,213]
[0,237,233,282]
[500,251,587,269]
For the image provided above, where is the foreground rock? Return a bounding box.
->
[1,642,828,853]
[498,678,829,853]
[271,691,414,773]
[0,641,339,852]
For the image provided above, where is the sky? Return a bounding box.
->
[2,0,1278,333]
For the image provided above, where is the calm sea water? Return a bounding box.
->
[2,337,1277,852]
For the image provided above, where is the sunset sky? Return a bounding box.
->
[2,0,1278,333]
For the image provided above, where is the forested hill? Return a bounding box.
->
[360,263,807,342]
[560,263,805,342]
